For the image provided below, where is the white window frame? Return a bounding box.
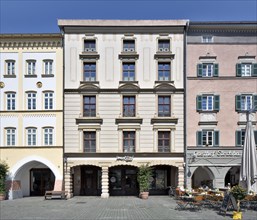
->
[241,95,252,111]
[158,39,170,52]
[6,128,16,146]
[202,130,214,146]
[202,64,214,77]
[44,60,53,75]
[123,39,135,52]
[202,95,214,111]
[202,36,213,43]
[26,127,37,146]
[84,39,96,52]
[44,127,53,146]
[44,92,54,110]
[241,63,252,77]
[27,60,36,75]
[6,92,16,110]
[6,60,15,75]
[27,92,37,110]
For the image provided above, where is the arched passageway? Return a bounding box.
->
[225,166,240,187]
[191,166,214,189]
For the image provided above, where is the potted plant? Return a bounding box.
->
[230,185,247,220]
[137,163,153,199]
[0,161,9,201]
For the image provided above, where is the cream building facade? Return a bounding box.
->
[59,20,187,198]
[0,34,63,199]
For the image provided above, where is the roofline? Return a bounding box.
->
[0,33,62,38]
[190,21,257,25]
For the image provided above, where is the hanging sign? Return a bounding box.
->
[116,156,134,162]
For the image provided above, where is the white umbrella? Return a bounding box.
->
[239,120,257,193]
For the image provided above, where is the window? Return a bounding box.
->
[158,39,170,52]
[44,127,53,145]
[235,94,257,111]
[158,62,170,81]
[158,96,170,117]
[83,131,96,152]
[197,63,219,77]
[83,96,96,117]
[6,92,16,110]
[202,36,213,43]
[6,60,15,75]
[6,128,15,146]
[236,63,257,77]
[236,129,257,147]
[27,92,36,110]
[123,96,135,117]
[84,63,96,81]
[27,60,36,75]
[44,92,53,110]
[44,60,53,75]
[27,128,37,146]
[158,131,170,152]
[197,130,219,146]
[122,62,135,81]
[123,131,135,153]
[123,40,135,52]
[84,39,96,52]
[196,95,220,111]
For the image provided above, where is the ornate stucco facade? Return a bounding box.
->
[0,34,63,199]
[59,20,187,198]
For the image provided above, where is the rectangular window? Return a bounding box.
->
[83,96,96,117]
[122,62,135,81]
[158,39,170,52]
[84,63,96,81]
[241,95,252,111]
[44,128,53,145]
[27,61,36,75]
[202,36,213,43]
[158,62,170,81]
[44,60,53,75]
[236,129,257,147]
[158,131,170,152]
[83,131,96,152]
[6,128,15,146]
[123,131,135,153]
[197,130,219,147]
[123,96,135,117]
[203,64,213,77]
[84,40,96,52]
[197,95,220,112]
[27,128,36,146]
[6,61,15,75]
[197,63,219,77]
[241,64,252,76]
[44,92,53,110]
[123,40,135,52]
[27,92,36,110]
[158,96,170,117]
[7,93,16,110]
[236,63,257,77]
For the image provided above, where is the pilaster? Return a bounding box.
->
[101,166,109,198]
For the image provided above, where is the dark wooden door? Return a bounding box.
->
[80,166,100,196]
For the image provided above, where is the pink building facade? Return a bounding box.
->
[186,22,257,189]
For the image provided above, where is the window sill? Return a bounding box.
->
[154,53,174,60]
[80,53,100,60]
[197,110,219,113]
[24,75,37,78]
[119,53,139,60]
[80,81,99,84]
[115,118,143,124]
[198,121,218,125]
[155,80,174,84]
[151,117,178,124]
[42,74,54,78]
[76,118,103,124]
[3,75,16,78]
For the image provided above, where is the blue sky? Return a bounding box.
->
[0,0,256,33]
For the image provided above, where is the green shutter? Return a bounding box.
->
[197,131,203,146]
[213,64,219,77]
[214,95,220,111]
[254,131,257,147]
[213,131,219,147]
[252,64,257,77]
[236,63,242,77]
[235,95,241,111]
[196,95,202,111]
[197,64,203,77]
[253,95,257,112]
[235,130,241,147]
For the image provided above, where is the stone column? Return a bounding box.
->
[101,166,109,198]
[178,165,184,187]
[64,165,73,198]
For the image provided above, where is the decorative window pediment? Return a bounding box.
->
[118,82,140,93]
[154,82,176,92]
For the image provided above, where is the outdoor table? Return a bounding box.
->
[180,195,201,211]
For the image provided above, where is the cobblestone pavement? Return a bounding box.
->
[0,196,256,220]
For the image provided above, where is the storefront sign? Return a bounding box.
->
[116,156,134,162]
[192,150,241,158]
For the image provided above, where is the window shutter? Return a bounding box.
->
[252,64,257,77]
[196,95,202,111]
[213,64,219,77]
[197,64,203,77]
[197,131,203,146]
[213,131,219,147]
[214,95,220,111]
[254,131,257,147]
[253,95,257,112]
[236,63,242,77]
[235,130,241,147]
[235,95,241,111]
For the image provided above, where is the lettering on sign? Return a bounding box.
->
[116,156,134,162]
[193,150,241,158]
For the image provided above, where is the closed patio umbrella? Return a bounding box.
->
[239,120,257,193]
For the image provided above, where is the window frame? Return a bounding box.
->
[122,62,135,81]
[6,127,16,146]
[6,92,16,110]
[43,60,53,75]
[6,60,15,75]
[123,131,136,153]
[202,36,213,43]
[158,131,170,152]
[26,127,37,146]
[196,94,220,112]
[26,92,37,110]
[43,127,54,146]
[158,39,170,52]
[44,91,54,110]
[83,96,96,117]
[123,39,135,52]
[158,62,171,81]
[83,62,96,81]
[84,39,96,52]
[83,131,96,152]
[123,96,136,117]
[197,130,219,147]
[158,96,171,117]
[26,60,36,75]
